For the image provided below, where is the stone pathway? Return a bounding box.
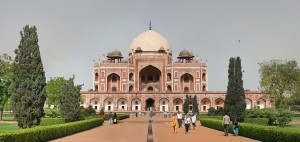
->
[51,115,259,142]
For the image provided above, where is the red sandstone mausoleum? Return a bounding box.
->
[80,26,272,113]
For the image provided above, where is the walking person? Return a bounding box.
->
[222,113,230,136]
[184,114,191,134]
[113,113,118,124]
[108,112,113,125]
[177,111,183,128]
[191,113,197,130]
[171,113,178,134]
[233,115,239,136]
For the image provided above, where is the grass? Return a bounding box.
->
[0,123,19,131]
[2,116,16,121]
[292,117,300,123]
[285,124,300,130]
[1,113,16,121]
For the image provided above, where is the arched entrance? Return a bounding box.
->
[139,65,162,92]
[145,98,155,111]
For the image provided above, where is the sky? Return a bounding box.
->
[1,0,300,91]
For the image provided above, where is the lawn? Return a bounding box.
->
[292,117,300,123]
[0,123,19,131]
[2,113,16,121]
[285,124,300,130]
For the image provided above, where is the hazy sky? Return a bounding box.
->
[1,0,300,91]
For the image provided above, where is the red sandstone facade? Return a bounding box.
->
[81,28,272,113]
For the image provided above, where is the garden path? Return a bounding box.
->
[51,114,260,142]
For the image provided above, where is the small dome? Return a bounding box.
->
[110,49,122,57]
[129,30,172,55]
[179,49,190,57]
[158,46,165,52]
[135,46,142,52]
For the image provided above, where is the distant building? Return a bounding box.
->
[81,26,272,113]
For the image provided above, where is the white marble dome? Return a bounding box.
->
[128,30,172,55]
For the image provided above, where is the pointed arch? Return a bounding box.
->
[180,73,194,92]
[107,73,120,92]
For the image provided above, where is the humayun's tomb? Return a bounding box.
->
[80,25,272,113]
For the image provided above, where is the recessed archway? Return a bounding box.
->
[139,65,161,91]
[173,98,183,112]
[104,98,114,111]
[201,98,211,112]
[246,98,252,109]
[117,98,128,111]
[131,98,141,111]
[159,98,169,111]
[145,98,155,111]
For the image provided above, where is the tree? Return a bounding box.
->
[60,76,81,122]
[192,95,199,115]
[46,77,68,108]
[259,60,300,109]
[0,53,13,120]
[183,95,190,114]
[224,57,246,120]
[10,25,47,128]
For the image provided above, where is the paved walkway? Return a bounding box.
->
[52,115,259,142]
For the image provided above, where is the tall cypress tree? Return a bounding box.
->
[10,25,47,128]
[234,57,246,119]
[224,57,246,120]
[192,95,199,115]
[183,95,190,114]
[60,76,81,122]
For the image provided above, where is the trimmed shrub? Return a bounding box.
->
[207,107,224,116]
[0,118,104,142]
[244,118,268,126]
[44,108,61,118]
[277,109,293,127]
[245,109,293,126]
[200,118,300,142]
[117,114,130,120]
[40,118,66,126]
[198,116,223,120]
[291,105,300,112]
[104,113,130,120]
[294,113,300,117]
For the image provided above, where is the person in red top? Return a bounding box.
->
[102,113,106,120]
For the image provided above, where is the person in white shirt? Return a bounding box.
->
[222,113,230,136]
[191,113,197,130]
[177,111,183,128]
[184,114,191,134]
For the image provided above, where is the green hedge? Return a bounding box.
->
[200,118,300,142]
[39,118,66,126]
[104,113,130,120]
[118,114,130,120]
[0,118,104,142]
[244,118,269,126]
[197,116,222,120]
[294,113,300,117]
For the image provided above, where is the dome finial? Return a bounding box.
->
[149,21,152,30]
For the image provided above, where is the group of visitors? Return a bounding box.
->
[171,111,239,136]
[171,111,197,134]
[102,112,118,125]
[222,113,239,136]
[163,111,171,118]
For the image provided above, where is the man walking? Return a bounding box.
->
[177,111,183,128]
[222,113,230,136]
[233,115,239,136]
